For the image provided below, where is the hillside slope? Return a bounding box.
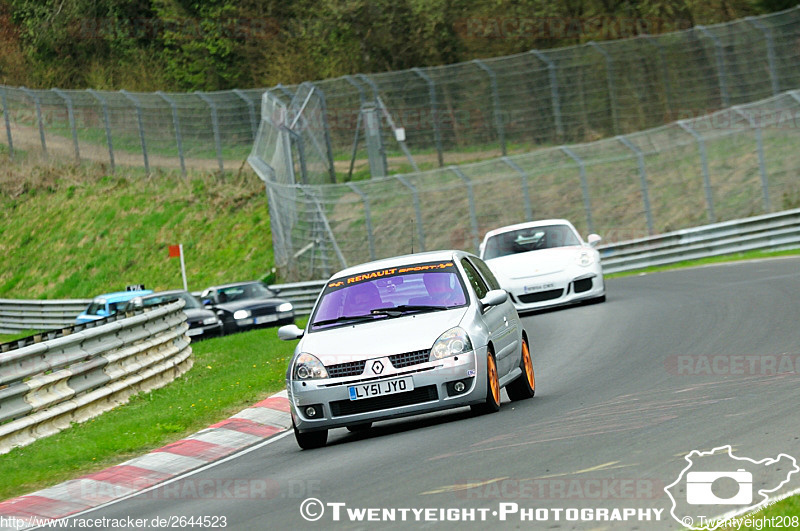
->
[0,162,275,299]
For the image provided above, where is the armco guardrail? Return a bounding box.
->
[0,284,323,334]
[264,209,800,309]
[0,299,192,455]
[272,280,324,316]
[0,298,90,334]
[599,208,800,273]
[1,209,798,335]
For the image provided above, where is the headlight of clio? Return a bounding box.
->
[277,302,293,313]
[293,353,329,380]
[576,250,594,267]
[430,327,473,360]
[233,309,251,320]
[202,316,218,325]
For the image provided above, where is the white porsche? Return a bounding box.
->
[479,219,605,312]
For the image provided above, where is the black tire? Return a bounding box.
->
[471,349,501,415]
[346,422,372,433]
[293,421,327,450]
[506,336,535,401]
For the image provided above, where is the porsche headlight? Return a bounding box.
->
[233,310,251,320]
[576,250,594,267]
[293,353,329,380]
[277,302,293,313]
[430,327,473,360]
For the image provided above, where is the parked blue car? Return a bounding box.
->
[75,288,153,324]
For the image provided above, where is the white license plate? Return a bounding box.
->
[187,328,203,336]
[254,315,277,324]
[523,282,555,293]
[348,377,414,401]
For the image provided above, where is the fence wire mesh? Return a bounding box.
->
[253,89,800,280]
[3,8,800,175]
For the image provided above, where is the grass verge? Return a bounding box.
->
[714,494,799,529]
[605,249,800,279]
[0,324,301,502]
[0,331,40,343]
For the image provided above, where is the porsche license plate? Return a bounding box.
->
[523,282,554,293]
[254,314,277,325]
[348,377,414,401]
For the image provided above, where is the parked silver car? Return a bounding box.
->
[278,250,536,449]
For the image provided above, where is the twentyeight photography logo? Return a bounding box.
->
[665,445,798,530]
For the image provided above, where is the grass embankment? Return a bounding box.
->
[710,495,800,530]
[0,326,299,501]
[0,161,275,299]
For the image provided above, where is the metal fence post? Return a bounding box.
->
[472,59,506,156]
[640,35,675,118]
[51,89,80,162]
[156,92,186,178]
[86,89,115,173]
[287,128,308,185]
[587,42,620,135]
[732,106,771,213]
[196,92,224,173]
[119,90,150,174]
[559,146,594,235]
[344,76,367,180]
[1,88,14,160]
[448,167,481,253]
[411,67,444,167]
[20,87,47,159]
[529,50,564,140]
[501,156,533,221]
[695,26,730,107]
[307,82,337,183]
[396,176,426,252]
[745,17,780,96]
[353,74,421,171]
[346,183,376,260]
[232,89,258,140]
[616,136,655,235]
[677,120,716,223]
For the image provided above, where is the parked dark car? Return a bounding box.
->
[123,290,223,340]
[200,281,295,335]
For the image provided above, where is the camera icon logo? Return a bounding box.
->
[686,469,752,505]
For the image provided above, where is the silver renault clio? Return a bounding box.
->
[278,250,536,449]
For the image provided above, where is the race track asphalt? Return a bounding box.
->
[22,257,800,530]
